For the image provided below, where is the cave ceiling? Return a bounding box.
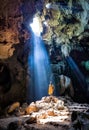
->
[0,0,89,59]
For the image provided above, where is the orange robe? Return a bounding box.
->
[48,84,54,95]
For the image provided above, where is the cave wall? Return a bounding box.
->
[0,0,36,107]
[36,0,89,102]
[0,0,89,106]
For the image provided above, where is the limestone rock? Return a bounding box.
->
[47,110,56,116]
[37,113,47,119]
[0,96,89,130]
[8,102,20,113]
[0,28,19,44]
[0,43,15,59]
[25,105,39,114]
[41,0,89,44]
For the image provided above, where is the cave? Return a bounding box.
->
[0,63,11,92]
[0,0,89,130]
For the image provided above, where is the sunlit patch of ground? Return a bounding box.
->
[0,96,89,130]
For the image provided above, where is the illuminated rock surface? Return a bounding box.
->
[0,96,89,130]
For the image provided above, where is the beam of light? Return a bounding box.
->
[45,3,51,9]
[30,16,42,36]
[66,56,87,93]
[28,19,54,102]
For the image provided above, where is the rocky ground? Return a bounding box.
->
[0,96,89,130]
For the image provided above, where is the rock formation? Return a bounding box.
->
[0,96,89,130]
[0,0,89,106]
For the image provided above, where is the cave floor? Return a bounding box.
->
[0,96,89,130]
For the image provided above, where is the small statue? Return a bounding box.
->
[48,81,55,96]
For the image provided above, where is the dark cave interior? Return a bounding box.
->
[0,0,89,130]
